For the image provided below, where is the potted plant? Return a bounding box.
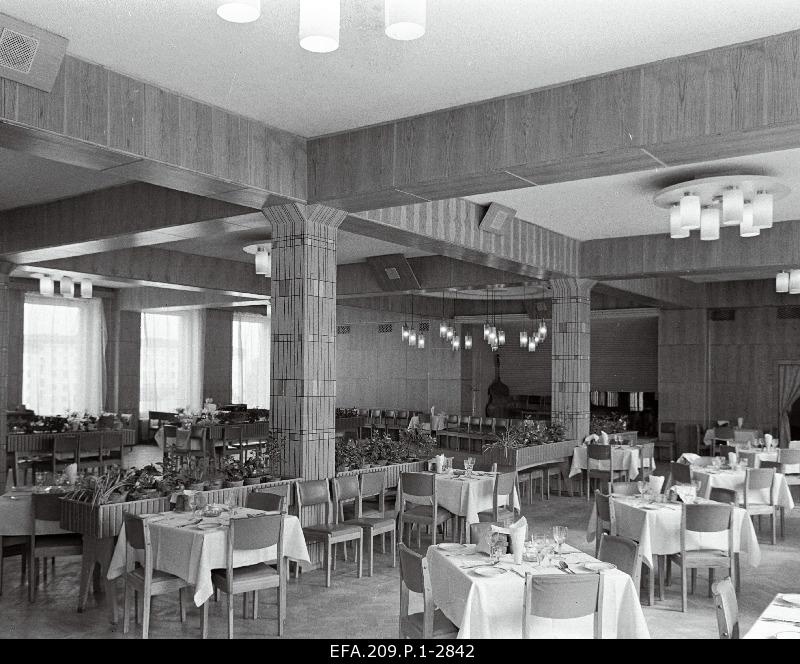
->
[179,456,208,491]
[243,451,268,484]
[399,429,436,461]
[224,458,244,487]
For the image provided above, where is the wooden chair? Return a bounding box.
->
[669,461,692,489]
[122,513,191,639]
[713,427,735,457]
[398,543,458,639]
[333,473,396,576]
[209,511,287,638]
[586,444,619,500]
[13,441,53,486]
[594,491,615,557]
[397,472,454,549]
[670,503,735,613]
[52,434,79,475]
[477,471,519,528]
[742,467,778,545]
[28,494,83,602]
[709,487,737,504]
[737,451,758,469]
[0,536,27,596]
[522,573,602,638]
[77,434,104,474]
[100,431,125,468]
[598,533,642,592]
[716,444,737,459]
[246,491,284,512]
[638,442,655,481]
[711,577,739,639]
[295,480,362,587]
[493,418,509,435]
[608,481,640,496]
[655,422,676,462]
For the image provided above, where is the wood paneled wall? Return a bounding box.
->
[592,317,658,392]
[116,310,141,417]
[7,287,24,410]
[203,309,233,406]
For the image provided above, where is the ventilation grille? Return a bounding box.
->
[709,308,736,322]
[0,28,39,74]
[336,325,351,335]
[777,306,800,320]
[419,321,430,332]
[377,323,393,334]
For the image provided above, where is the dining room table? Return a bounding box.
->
[426,541,650,639]
[690,466,795,510]
[569,444,654,481]
[744,593,800,638]
[107,506,310,606]
[0,486,73,538]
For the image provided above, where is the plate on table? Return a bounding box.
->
[471,566,507,578]
[194,521,222,531]
[437,543,467,551]
[582,562,616,572]
[775,632,800,639]
[780,594,800,608]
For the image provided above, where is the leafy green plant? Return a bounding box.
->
[64,467,131,506]
[223,457,244,482]
[590,414,628,435]
[399,428,436,460]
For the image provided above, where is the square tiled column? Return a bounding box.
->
[0,262,14,492]
[550,278,596,441]
[263,203,346,480]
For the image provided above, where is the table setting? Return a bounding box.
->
[690,460,795,510]
[745,594,800,639]
[107,505,310,606]
[569,443,653,481]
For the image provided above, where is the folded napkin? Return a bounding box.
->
[491,517,528,564]
[583,433,599,444]
[473,522,509,555]
[765,433,774,449]
[679,453,700,465]
[648,475,665,495]
[600,431,609,445]
[64,463,78,485]
[728,451,738,467]
[671,483,697,504]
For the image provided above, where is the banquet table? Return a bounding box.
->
[107,508,309,606]
[586,495,761,569]
[691,467,795,510]
[703,428,762,448]
[402,471,520,537]
[427,542,650,639]
[744,594,800,639]
[569,445,654,481]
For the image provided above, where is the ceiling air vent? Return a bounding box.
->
[0,29,39,74]
[336,325,351,335]
[419,321,430,332]
[378,323,393,334]
[777,306,800,320]
[384,267,400,280]
[709,308,736,322]
[0,14,68,93]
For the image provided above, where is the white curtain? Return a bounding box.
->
[22,294,106,415]
[232,312,270,408]
[139,310,204,416]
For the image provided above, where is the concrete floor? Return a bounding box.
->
[1,491,797,639]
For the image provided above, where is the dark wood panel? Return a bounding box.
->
[64,57,108,145]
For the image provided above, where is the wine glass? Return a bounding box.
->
[194,492,207,518]
[636,480,646,499]
[552,526,568,560]
[225,493,237,518]
[533,532,548,567]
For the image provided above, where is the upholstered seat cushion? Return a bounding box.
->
[477,507,515,524]
[211,563,278,593]
[403,609,459,637]
[345,516,396,531]
[744,504,776,516]
[402,505,453,524]
[303,523,363,538]
[671,550,732,566]
[130,567,187,585]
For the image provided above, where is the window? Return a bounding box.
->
[139,310,204,416]
[22,294,105,416]
[232,312,270,408]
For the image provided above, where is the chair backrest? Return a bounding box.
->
[295,479,332,523]
[459,415,470,428]
[360,471,386,498]
[595,490,612,526]
[246,491,284,512]
[709,487,737,505]
[737,451,758,468]
[715,426,735,441]
[397,410,410,422]
[717,444,737,458]
[494,418,508,433]
[598,534,641,588]
[492,471,518,518]
[469,416,481,431]
[608,481,639,496]
[744,467,776,508]
[469,522,509,550]
[357,408,369,418]
[447,414,459,426]
[32,493,63,522]
[682,503,733,560]
[385,410,397,423]
[230,511,283,551]
[123,512,150,552]
[398,543,437,638]
[638,442,655,471]
[370,409,382,421]
[659,422,676,440]
[474,462,498,472]
[523,574,601,638]
[332,475,362,520]
[778,448,800,466]
[399,472,434,498]
[712,577,739,639]
[759,460,781,470]
[587,443,611,462]
[670,462,692,485]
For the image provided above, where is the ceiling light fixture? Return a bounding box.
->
[243,243,272,275]
[299,0,340,53]
[385,0,426,41]
[791,269,800,295]
[217,0,261,23]
[776,271,790,293]
[654,176,789,241]
[60,276,74,299]
[34,274,54,296]
[80,279,93,299]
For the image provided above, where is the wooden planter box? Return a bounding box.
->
[336,460,427,488]
[198,477,301,510]
[60,495,171,539]
[482,439,580,469]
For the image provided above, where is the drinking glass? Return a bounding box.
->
[636,480,646,499]
[225,493,237,517]
[194,492,207,517]
[552,526,568,560]
[533,532,548,566]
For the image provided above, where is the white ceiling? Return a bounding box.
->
[3,0,800,136]
[465,148,800,241]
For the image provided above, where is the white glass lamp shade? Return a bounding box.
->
[680,194,701,230]
[446,327,454,341]
[417,333,425,349]
[753,191,773,229]
[669,204,689,239]
[79,279,93,299]
[217,0,261,23]
[776,271,790,294]
[452,336,460,350]
[528,338,536,352]
[385,0,426,40]
[497,329,506,346]
[60,276,74,298]
[439,321,448,338]
[299,0,340,53]
[39,275,54,296]
[520,330,528,348]
[464,334,472,350]
[739,203,760,238]
[487,329,497,345]
[538,321,547,337]
[791,269,800,295]
[700,206,720,241]
[401,324,409,340]
[408,330,417,347]
[483,322,490,340]
[254,246,271,275]
[722,187,744,226]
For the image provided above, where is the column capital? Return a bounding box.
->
[261,202,347,234]
[550,278,596,299]
[0,261,15,278]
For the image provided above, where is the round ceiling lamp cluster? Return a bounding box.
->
[519,320,548,352]
[217,0,427,52]
[776,270,800,294]
[33,273,92,299]
[653,175,789,241]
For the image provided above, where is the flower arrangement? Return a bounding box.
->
[335,431,436,471]
[590,414,628,435]
[482,421,567,455]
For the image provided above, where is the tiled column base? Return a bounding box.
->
[0,263,14,492]
[550,278,596,442]
[264,203,346,481]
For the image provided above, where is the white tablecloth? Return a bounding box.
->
[587,496,761,568]
[703,428,762,447]
[403,472,520,528]
[569,445,654,481]
[427,543,649,639]
[744,594,800,639]
[691,468,795,510]
[107,508,309,606]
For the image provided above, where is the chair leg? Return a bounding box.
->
[135,590,140,624]
[417,524,422,549]
[681,564,688,613]
[123,578,131,634]
[227,592,234,639]
[357,535,363,579]
[368,532,374,577]
[253,590,258,620]
[657,556,666,601]
[325,541,332,588]
[201,601,208,639]
[179,587,186,622]
[391,529,397,568]
[647,561,655,606]
[772,510,777,546]
[242,593,247,618]
[142,591,151,639]
[690,568,696,594]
